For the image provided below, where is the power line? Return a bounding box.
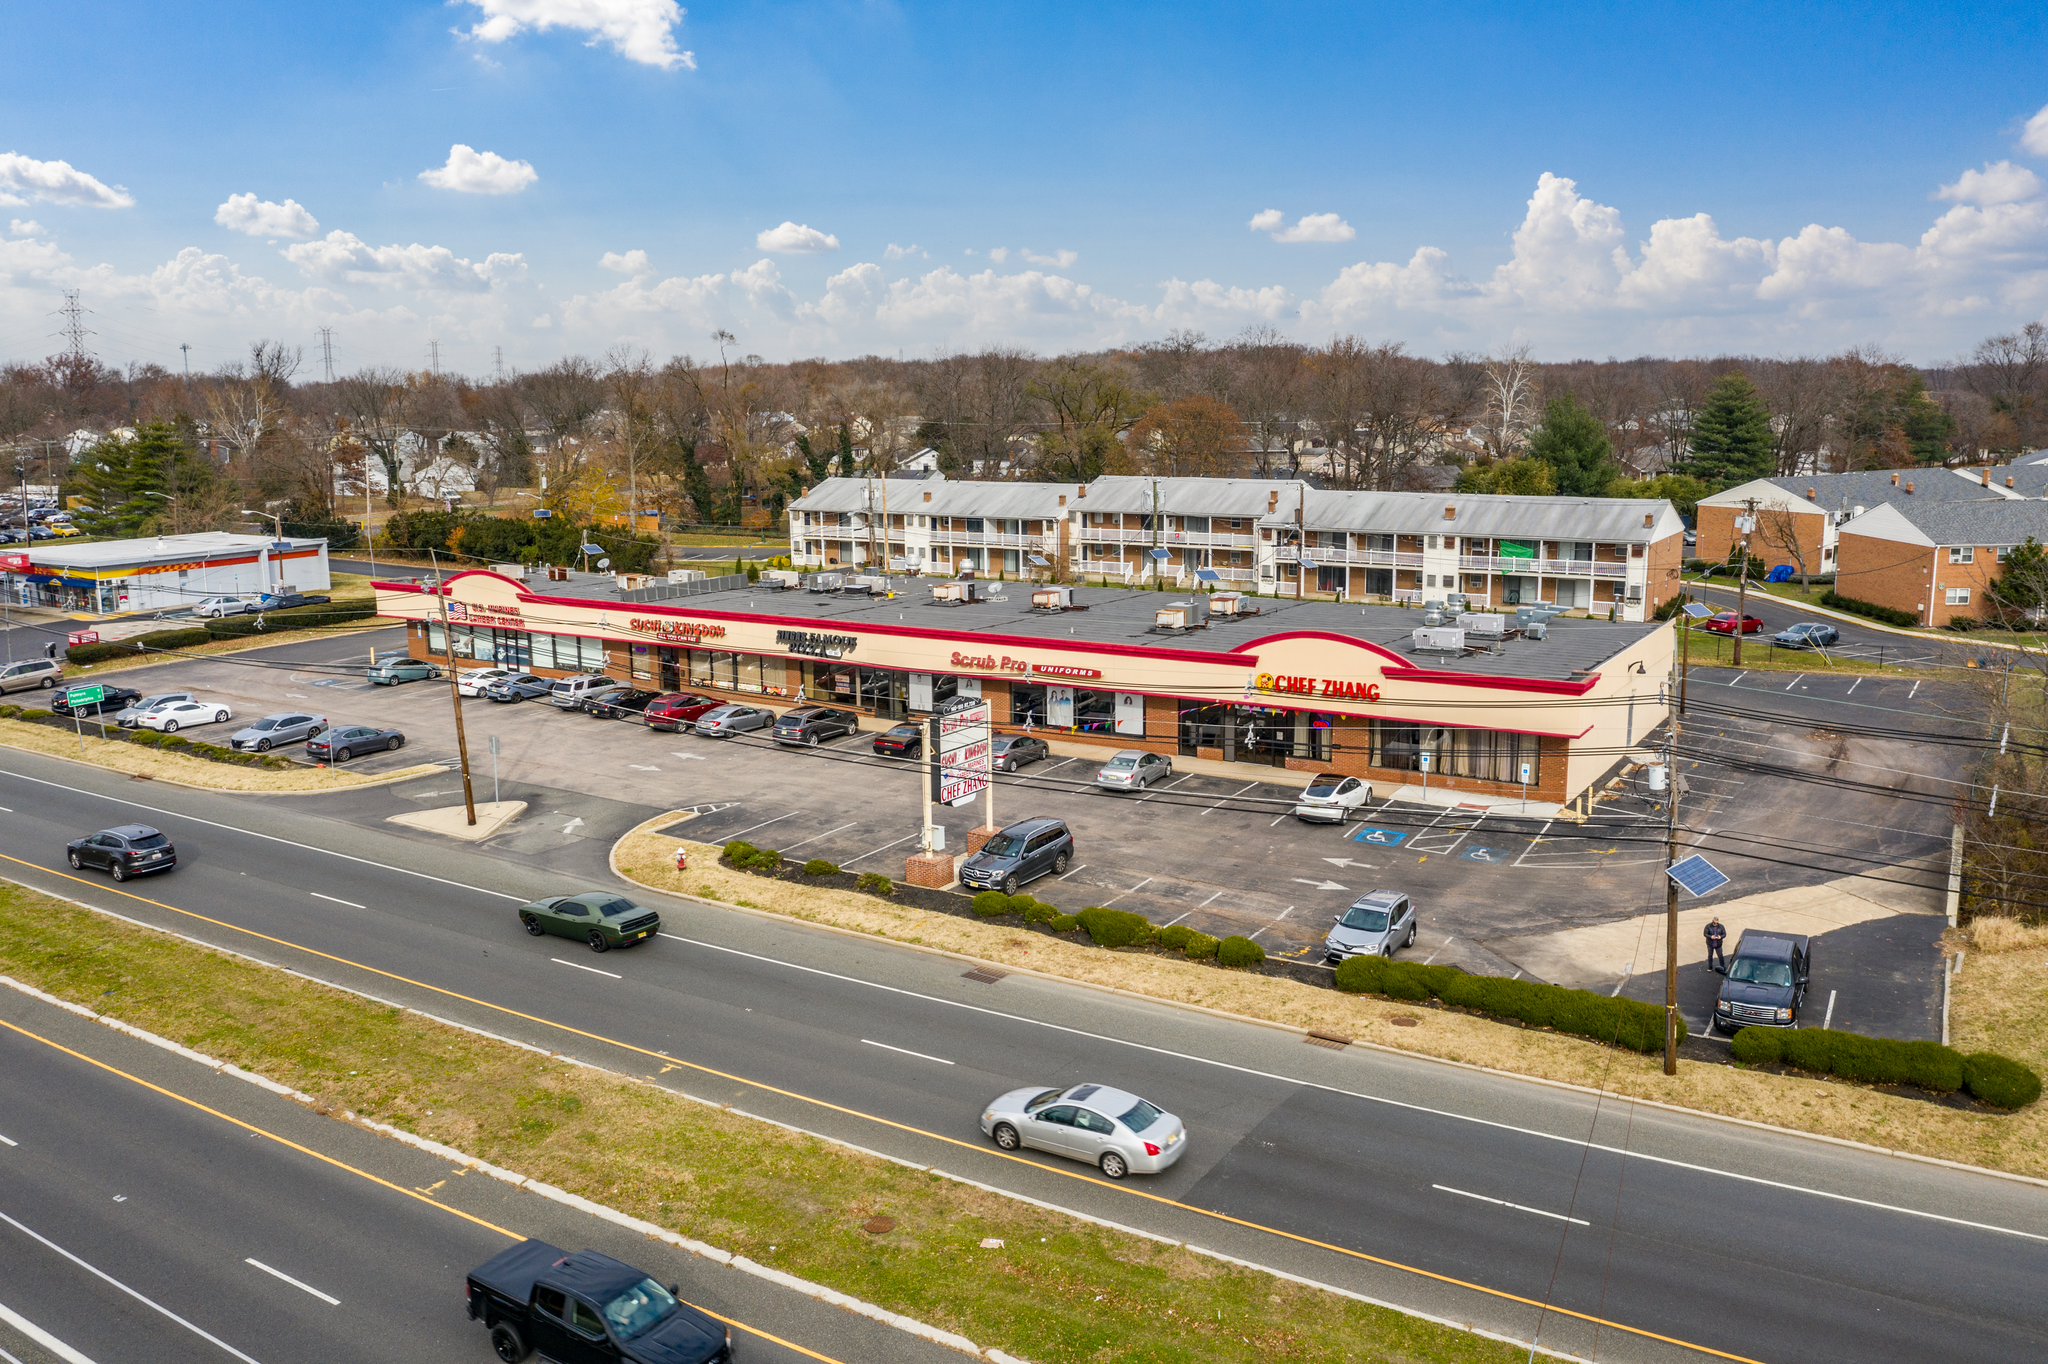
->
[319,328,336,383]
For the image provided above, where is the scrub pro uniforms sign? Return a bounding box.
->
[930,701,991,806]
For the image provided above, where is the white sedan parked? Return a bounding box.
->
[456,666,520,697]
[136,700,234,733]
[1293,772,1375,823]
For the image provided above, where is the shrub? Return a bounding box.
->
[1333,957,1676,1053]
[129,729,165,747]
[1380,961,1431,1001]
[723,840,758,865]
[63,642,131,665]
[1156,924,1196,952]
[136,627,212,651]
[1216,935,1265,969]
[1077,906,1151,948]
[1332,954,1387,994]
[161,735,189,749]
[801,858,840,877]
[750,848,783,873]
[1049,913,1081,933]
[1182,931,1218,960]
[1020,899,1059,925]
[1731,1027,1786,1064]
[204,604,376,639]
[1944,615,1978,632]
[972,891,1013,918]
[1819,590,1919,628]
[0,704,19,718]
[855,872,893,895]
[1963,1053,2042,1110]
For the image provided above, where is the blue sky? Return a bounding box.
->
[4,1,2047,373]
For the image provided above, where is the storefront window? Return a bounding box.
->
[1176,704,1332,764]
[1370,720,1536,783]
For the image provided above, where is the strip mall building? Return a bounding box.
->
[382,570,1673,807]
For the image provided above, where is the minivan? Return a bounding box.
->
[0,658,62,694]
[959,817,1074,894]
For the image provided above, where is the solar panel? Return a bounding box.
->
[1027,554,1049,566]
[1298,555,1318,569]
[1149,548,1171,560]
[1682,602,1714,619]
[1194,568,1220,583]
[1666,853,1730,898]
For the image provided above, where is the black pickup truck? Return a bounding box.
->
[466,1239,732,1362]
[1711,929,1812,1033]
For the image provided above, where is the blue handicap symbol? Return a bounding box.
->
[1350,826,1408,847]
[1464,847,1504,863]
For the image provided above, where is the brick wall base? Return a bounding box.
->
[965,825,1000,854]
[903,852,955,889]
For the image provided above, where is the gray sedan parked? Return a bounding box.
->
[695,704,774,737]
[1096,749,1172,791]
[980,1082,1186,1179]
[992,734,1050,772]
[1772,621,1840,649]
[368,658,440,685]
[228,711,327,752]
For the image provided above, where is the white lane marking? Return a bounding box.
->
[1247,905,1294,943]
[1785,674,1803,691]
[1055,863,1088,881]
[244,1258,338,1305]
[628,764,661,772]
[1137,773,1195,804]
[0,806,11,813]
[1422,936,1454,966]
[720,811,800,841]
[1162,912,1194,928]
[1198,888,1227,907]
[1098,876,1153,906]
[1269,813,1289,826]
[669,752,707,761]
[861,1039,954,1066]
[840,832,919,868]
[652,930,2048,1243]
[1846,678,1862,696]
[0,1135,14,1146]
[1909,680,1921,700]
[0,1299,97,1364]
[550,958,622,979]
[309,893,365,910]
[1433,1184,1589,1227]
[1011,756,1076,787]
[779,823,858,853]
[1731,671,1748,686]
[1823,990,1837,1031]
[0,1210,263,1362]
[1202,781,1262,815]
[0,768,525,901]
[1511,819,1554,868]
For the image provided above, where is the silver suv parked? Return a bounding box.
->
[0,658,62,693]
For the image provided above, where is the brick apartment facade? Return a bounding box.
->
[1834,500,2048,627]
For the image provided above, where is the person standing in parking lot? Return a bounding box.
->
[1704,916,1727,972]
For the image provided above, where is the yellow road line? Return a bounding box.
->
[0,1013,845,1364]
[0,853,1767,1364]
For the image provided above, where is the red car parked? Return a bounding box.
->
[642,693,726,732]
[1702,611,1763,635]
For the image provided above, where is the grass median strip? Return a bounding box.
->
[0,717,445,792]
[0,881,1530,1364]
[620,824,2048,1181]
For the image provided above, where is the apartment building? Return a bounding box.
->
[1835,499,2048,627]
[1696,466,2040,572]
[789,477,1073,574]
[1259,489,1686,622]
[1062,476,1300,586]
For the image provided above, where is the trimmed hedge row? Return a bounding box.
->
[1819,590,1919,628]
[63,606,381,666]
[1730,1025,2039,1107]
[1334,955,1678,1053]
[718,841,894,897]
[0,705,291,769]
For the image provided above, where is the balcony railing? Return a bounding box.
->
[1073,527,1258,548]
[1458,555,1628,579]
[929,529,1057,550]
[1291,547,1425,569]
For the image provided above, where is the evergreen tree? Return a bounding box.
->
[1682,371,1775,486]
[1526,392,1616,497]
[74,422,189,537]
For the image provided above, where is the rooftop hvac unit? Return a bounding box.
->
[1421,607,1446,627]
[760,569,802,590]
[1032,585,1081,611]
[1524,620,1548,640]
[931,580,983,604]
[1154,605,1192,630]
[489,562,527,578]
[667,568,707,584]
[1412,627,1466,653]
[1461,612,1507,638]
[848,574,888,594]
[805,572,843,593]
[615,572,652,591]
[1210,592,1259,617]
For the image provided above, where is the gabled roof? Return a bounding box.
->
[1263,488,1684,541]
[1954,463,2048,497]
[1701,470,2004,513]
[1841,498,2048,547]
[1076,476,1309,516]
[790,476,1069,519]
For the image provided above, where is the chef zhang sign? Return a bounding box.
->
[1254,673,1381,702]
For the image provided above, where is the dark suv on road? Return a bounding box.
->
[959,816,1073,893]
[772,705,860,747]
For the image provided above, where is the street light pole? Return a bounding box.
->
[427,548,478,826]
[1662,723,1683,1076]
[241,508,288,595]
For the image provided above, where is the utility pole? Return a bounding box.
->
[1732,497,1757,667]
[1662,723,1683,1076]
[426,548,478,826]
[319,328,335,382]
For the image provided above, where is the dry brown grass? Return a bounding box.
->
[0,717,444,792]
[620,820,2048,1180]
[1950,920,2048,1155]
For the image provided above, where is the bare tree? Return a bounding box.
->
[1478,345,1539,461]
[1221,326,1305,477]
[1962,322,2048,451]
[333,368,415,507]
[1754,503,1815,587]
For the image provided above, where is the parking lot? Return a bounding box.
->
[76,626,1965,1005]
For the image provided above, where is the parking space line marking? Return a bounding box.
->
[1785,675,1803,691]
[309,893,365,910]
[1162,912,1193,928]
[1846,678,1861,695]
[0,1298,97,1364]
[1248,906,1293,942]
[1823,990,1837,1030]
[1432,1184,1589,1227]
[1422,936,1454,965]
[550,958,622,980]
[0,1209,264,1363]
[1055,863,1088,880]
[1203,781,1262,815]
[1510,820,1553,868]
[1137,774,1195,804]
[1012,757,1076,787]
[1269,813,1289,826]
[1099,876,1153,906]
[841,832,919,868]
[245,1258,339,1305]
[860,1039,954,1066]
[1909,680,1921,700]
[0,1135,14,1146]
[780,823,858,853]
[1198,889,1227,907]
[1732,671,1748,686]
[722,811,801,841]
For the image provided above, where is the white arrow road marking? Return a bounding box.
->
[245,1258,339,1305]
[1321,857,1376,869]
[629,764,661,771]
[559,817,585,835]
[1291,878,1347,891]
[670,752,708,761]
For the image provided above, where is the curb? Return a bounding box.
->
[0,728,448,796]
[1692,580,2028,651]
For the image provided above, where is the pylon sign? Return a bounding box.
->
[930,701,991,805]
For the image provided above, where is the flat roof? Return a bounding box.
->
[521,573,1659,683]
[25,532,327,570]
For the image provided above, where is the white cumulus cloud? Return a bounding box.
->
[1937,160,2043,206]
[419,145,538,195]
[454,0,694,71]
[2023,100,2048,157]
[987,247,1009,264]
[283,230,526,292]
[599,249,651,274]
[755,221,839,254]
[1250,209,1355,243]
[1022,248,1078,268]
[214,193,320,239]
[0,151,134,209]
[883,242,926,260]
[9,219,46,238]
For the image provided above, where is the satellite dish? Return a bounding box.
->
[598,557,611,570]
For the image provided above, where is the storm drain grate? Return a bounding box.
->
[961,966,1009,985]
[1303,1030,1352,1050]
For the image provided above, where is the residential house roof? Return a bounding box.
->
[1839,498,2048,548]
[1261,489,1685,542]
[791,476,1070,521]
[1075,476,1309,516]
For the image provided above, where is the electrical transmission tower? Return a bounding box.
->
[54,290,94,359]
[493,346,505,382]
[319,327,335,382]
[179,343,191,375]
[427,339,442,376]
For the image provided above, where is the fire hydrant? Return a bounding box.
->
[674,846,689,873]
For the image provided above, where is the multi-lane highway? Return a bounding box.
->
[2,745,2043,1364]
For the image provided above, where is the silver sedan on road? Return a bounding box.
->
[980,1082,1187,1179]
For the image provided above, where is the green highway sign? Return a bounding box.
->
[64,685,105,708]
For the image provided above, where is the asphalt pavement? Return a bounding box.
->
[1,744,2044,1364]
